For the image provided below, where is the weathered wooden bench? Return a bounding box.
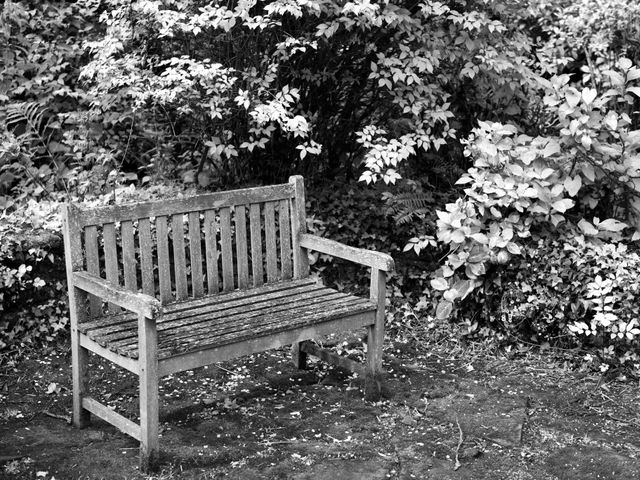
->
[62,176,393,470]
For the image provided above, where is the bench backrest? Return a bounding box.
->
[63,176,309,315]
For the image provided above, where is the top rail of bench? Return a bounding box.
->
[71,183,295,227]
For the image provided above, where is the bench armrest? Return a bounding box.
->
[299,233,395,272]
[72,271,162,319]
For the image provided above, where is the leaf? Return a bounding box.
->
[430,277,449,291]
[578,219,599,236]
[581,87,597,105]
[565,88,581,108]
[597,218,627,232]
[564,176,582,197]
[541,140,560,158]
[626,86,640,98]
[452,279,473,300]
[582,164,596,182]
[619,57,633,70]
[436,300,453,320]
[551,198,574,213]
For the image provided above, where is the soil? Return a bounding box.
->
[1,337,639,480]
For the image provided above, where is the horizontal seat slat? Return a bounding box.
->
[154,300,374,358]
[78,279,319,333]
[72,183,294,227]
[80,283,374,359]
[87,285,337,344]
[114,292,365,354]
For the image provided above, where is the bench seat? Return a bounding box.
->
[78,279,376,360]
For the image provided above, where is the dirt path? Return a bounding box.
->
[1,340,639,479]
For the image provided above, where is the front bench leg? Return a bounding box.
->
[367,267,386,376]
[138,314,159,471]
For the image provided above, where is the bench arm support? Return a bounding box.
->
[72,271,162,320]
[299,234,394,272]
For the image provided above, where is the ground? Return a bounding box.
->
[1,333,640,480]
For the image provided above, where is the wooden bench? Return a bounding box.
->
[62,176,394,470]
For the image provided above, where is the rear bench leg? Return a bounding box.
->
[138,314,159,471]
[292,342,308,369]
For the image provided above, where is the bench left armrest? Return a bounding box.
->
[72,271,162,319]
[299,233,394,272]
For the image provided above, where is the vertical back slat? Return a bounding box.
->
[220,207,234,292]
[156,216,172,304]
[121,220,137,293]
[84,225,101,316]
[249,203,264,287]
[138,218,154,296]
[279,199,292,280]
[204,210,220,294]
[264,201,277,282]
[172,215,188,301]
[289,175,309,278]
[234,205,249,289]
[188,212,204,298]
[103,223,120,312]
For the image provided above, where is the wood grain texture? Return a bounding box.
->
[249,203,263,287]
[156,216,172,304]
[204,210,219,295]
[367,268,386,375]
[188,212,204,298]
[138,218,154,296]
[138,312,159,471]
[219,207,234,292]
[76,183,295,227]
[121,220,137,292]
[82,397,140,441]
[279,199,292,280]
[264,201,277,282]
[73,271,161,319]
[234,205,249,289]
[103,223,120,312]
[300,233,395,271]
[289,175,309,279]
[84,225,101,316]
[172,215,188,301]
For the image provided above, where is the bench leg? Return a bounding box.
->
[367,268,386,376]
[292,342,308,369]
[71,331,91,428]
[138,314,159,472]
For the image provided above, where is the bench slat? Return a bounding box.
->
[75,183,295,227]
[78,278,318,331]
[155,299,373,358]
[250,203,263,287]
[89,285,337,345]
[234,205,249,289]
[264,201,277,282]
[84,225,101,316]
[279,199,292,280]
[220,207,234,292]
[138,218,154,296]
[103,223,120,313]
[172,214,188,301]
[188,212,204,298]
[156,216,172,303]
[121,220,137,293]
[204,210,219,295]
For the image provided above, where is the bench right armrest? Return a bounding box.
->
[299,233,394,272]
[72,271,162,319]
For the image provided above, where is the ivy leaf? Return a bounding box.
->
[435,300,453,320]
[581,87,597,105]
[626,86,640,98]
[565,87,581,108]
[564,176,582,197]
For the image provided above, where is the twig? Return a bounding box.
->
[454,415,464,471]
[43,410,71,424]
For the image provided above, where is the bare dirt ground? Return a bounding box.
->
[1,334,640,480]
